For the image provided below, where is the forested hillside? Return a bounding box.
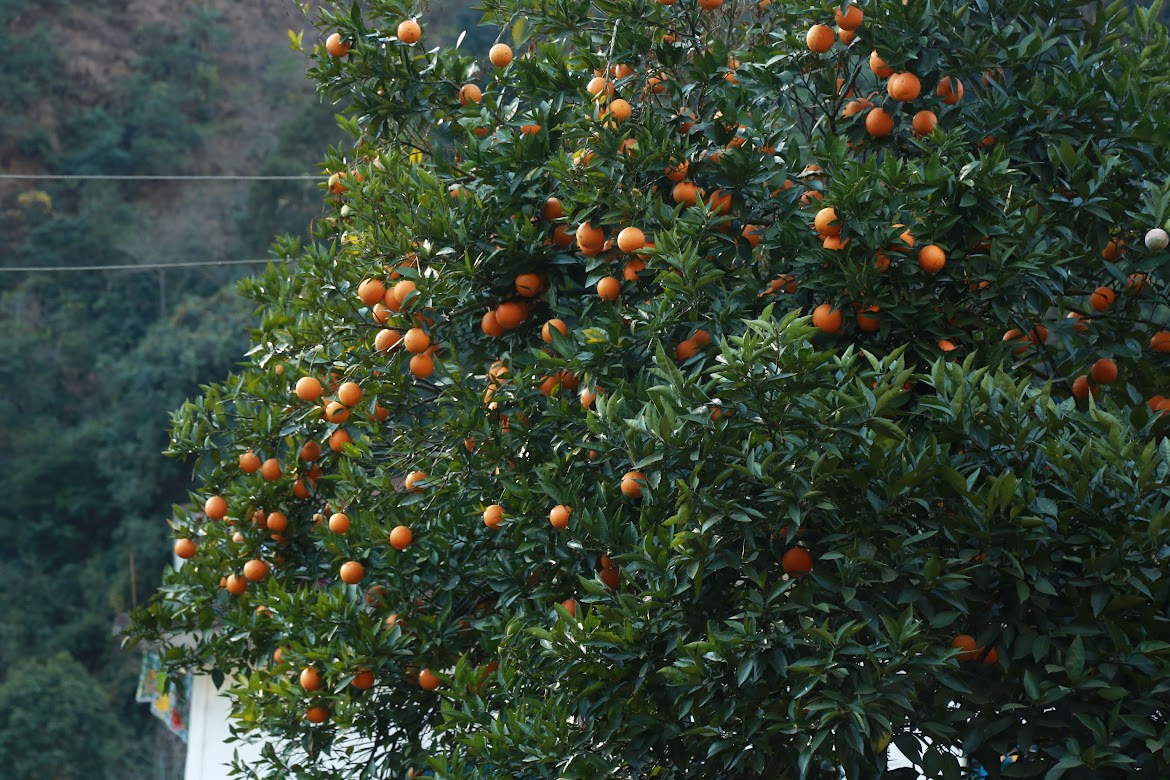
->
[0,0,339,776]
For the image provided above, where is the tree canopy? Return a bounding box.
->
[132,1,1170,778]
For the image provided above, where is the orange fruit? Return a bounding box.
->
[842,98,871,117]
[300,440,322,461]
[397,19,421,44]
[672,181,700,206]
[409,353,435,378]
[174,538,196,559]
[599,566,620,588]
[340,560,365,584]
[1072,374,1096,401]
[938,339,957,352]
[1102,238,1124,260]
[814,207,841,237]
[243,559,269,582]
[806,24,834,53]
[404,471,428,492]
[403,327,431,354]
[374,328,402,352]
[887,72,921,101]
[324,400,350,424]
[617,227,646,253]
[620,470,647,498]
[856,306,881,333]
[483,504,504,529]
[1089,286,1115,312]
[329,428,352,453]
[418,669,441,690]
[479,310,504,337]
[561,598,578,617]
[543,197,564,220]
[575,221,605,250]
[838,27,856,45]
[225,573,247,595]
[295,377,323,402]
[329,512,350,533]
[338,382,363,407]
[912,110,938,136]
[811,303,843,334]
[869,50,893,78]
[494,301,526,329]
[597,276,621,301]
[204,495,228,520]
[1090,358,1118,385]
[865,107,894,137]
[300,667,323,691]
[325,33,350,58]
[549,504,571,529]
[835,4,863,30]
[1151,330,1170,352]
[676,339,699,361]
[781,547,813,577]
[665,159,689,182]
[263,458,284,481]
[951,634,979,662]
[351,670,376,690]
[936,76,964,105]
[918,244,946,273]
[358,278,387,306]
[390,525,414,550]
[697,0,722,9]
[459,83,482,104]
[706,189,732,214]
[267,511,288,532]
[607,99,632,123]
[542,318,568,343]
[983,647,999,665]
[515,273,543,297]
[489,44,513,67]
[239,450,262,474]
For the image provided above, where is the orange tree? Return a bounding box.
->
[130,0,1170,777]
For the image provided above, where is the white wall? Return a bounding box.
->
[184,675,264,780]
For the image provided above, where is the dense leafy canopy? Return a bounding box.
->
[134,1,1170,778]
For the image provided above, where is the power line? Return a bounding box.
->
[0,258,293,272]
[0,173,320,181]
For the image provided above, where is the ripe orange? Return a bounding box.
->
[483,504,504,529]
[676,339,699,361]
[814,207,841,237]
[837,26,856,46]
[324,400,350,424]
[549,504,571,529]
[225,573,247,595]
[835,4,863,30]
[697,0,722,9]
[806,24,834,53]
[887,72,921,101]
[620,470,647,498]
[305,706,330,724]
[597,276,621,301]
[489,43,513,67]
[404,471,428,492]
[351,670,376,690]
[358,278,386,306]
[337,382,362,407]
[938,339,957,352]
[617,226,646,253]
[325,33,350,58]
[329,428,352,452]
[912,110,938,136]
[204,495,228,520]
[672,180,700,206]
[781,547,814,577]
[951,634,979,662]
[1089,286,1115,312]
[459,84,482,104]
[419,669,441,691]
[1151,330,1170,352]
[599,566,620,588]
[542,318,568,342]
[267,511,289,532]
[842,98,871,117]
[543,197,564,220]
[392,279,417,305]
[329,512,350,533]
[340,560,365,584]
[1090,358,1118,385]
[576,221,606,250]
[409,354,435,378]
[494,301,526,329]
[665,159,689,182]
[607,99,632,123]
[390,525,414,550]
[375,328,402,351]
[295,377,323,402]
[918,244,946,273]
[561,598,578,617]
[243,559,269,582]
[515,273,543,297]
[174,538,196,559]
[1072,375,1096,401]
[300,667,322,691]
[865,107,894,137]
[856,306,881,333]
[403,327,431,354]
[811,303,843,334]
[936,76,964,105]
[300,440,322,461]
[869,50,893,78]
[706,189,732,214]
[397,19,421,44]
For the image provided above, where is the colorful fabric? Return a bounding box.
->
[136,650,191,742]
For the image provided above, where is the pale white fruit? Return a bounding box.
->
[1145,228,1169,250]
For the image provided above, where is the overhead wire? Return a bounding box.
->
[0,258,293,272]
[0,173,319,181]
